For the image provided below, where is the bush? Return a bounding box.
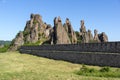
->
[77,65,96,75]
[0,45,9,53]
[75,31,82,43]
[23,31,29,37]
[80,65,89,72]
[76,65,120,78]
[100,67,110,72]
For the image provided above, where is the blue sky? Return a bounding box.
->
[0,0,120,41]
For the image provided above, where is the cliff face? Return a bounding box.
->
[9,13,108,51]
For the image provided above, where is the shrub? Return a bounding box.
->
[75,31,82,43]
[23,31,29,37]
[80,65,89,73]
[77,65,96,75]
[76,66,120,78]
[100,67,110,72]
[0,44,9,53]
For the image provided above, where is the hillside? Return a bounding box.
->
[0,40,11,52]
[0,52,119,80]
[0,40,11,46]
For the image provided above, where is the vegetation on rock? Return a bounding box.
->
[9,13,108,51]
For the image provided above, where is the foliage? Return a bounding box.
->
[0,44,10,53]
[75,31,79,36]
[76,65,120,78]
[79,65,96,73]
[33,19,38,24]
[100,67,110,72]
[0,40,11,53]
[68,34,72,42]
[23,41,41,46]
[23,31,29,37]
[75,31,82,43]
[42,40,50,45]
[0,40,11,45]
[89,40,99,43]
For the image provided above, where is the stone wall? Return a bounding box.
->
[19,42,120,67]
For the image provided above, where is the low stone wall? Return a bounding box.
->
[19,42,120,67]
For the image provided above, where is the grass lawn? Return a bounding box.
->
[0,51,120,80]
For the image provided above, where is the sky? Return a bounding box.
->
[0,0,120,41]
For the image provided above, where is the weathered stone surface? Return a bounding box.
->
[30,23,39,43]
[80,20,86,33]
[64,18,77,44]
[44,24,52,38]
[79,20,94,43]
[9,31,24,51]
[93,29,100,42]
[98,32,108,42]
[53,17,71,44]
[24,14,50,44]
[79,20,89,43]
[87,29,93,42]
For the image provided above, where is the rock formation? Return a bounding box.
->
[9,13,108,51]
[79,20,93,43]
[9,14,52,51]
[23,14,50,44]
[93,29,100,42]
[52,17,71,44]
[93,30,108,43]
[87,29,94,42]
[79,20,108,43]
[98,32,108,42]
[63,18,77,44]
[9,31,24,51]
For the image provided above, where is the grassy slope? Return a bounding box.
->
[0,52,120,80]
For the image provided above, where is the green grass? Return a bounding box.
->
[0,45,9,53]
[76,65,120,78]
[0,52,120,80]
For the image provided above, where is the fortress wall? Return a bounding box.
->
[20,42,120,53]
[19,42,120,67]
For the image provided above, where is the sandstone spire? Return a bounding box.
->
[52,17,71,44]
[98,32,108,42]
[79,20,93,43]
[93,29,100,42]
[64,18,77,44]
